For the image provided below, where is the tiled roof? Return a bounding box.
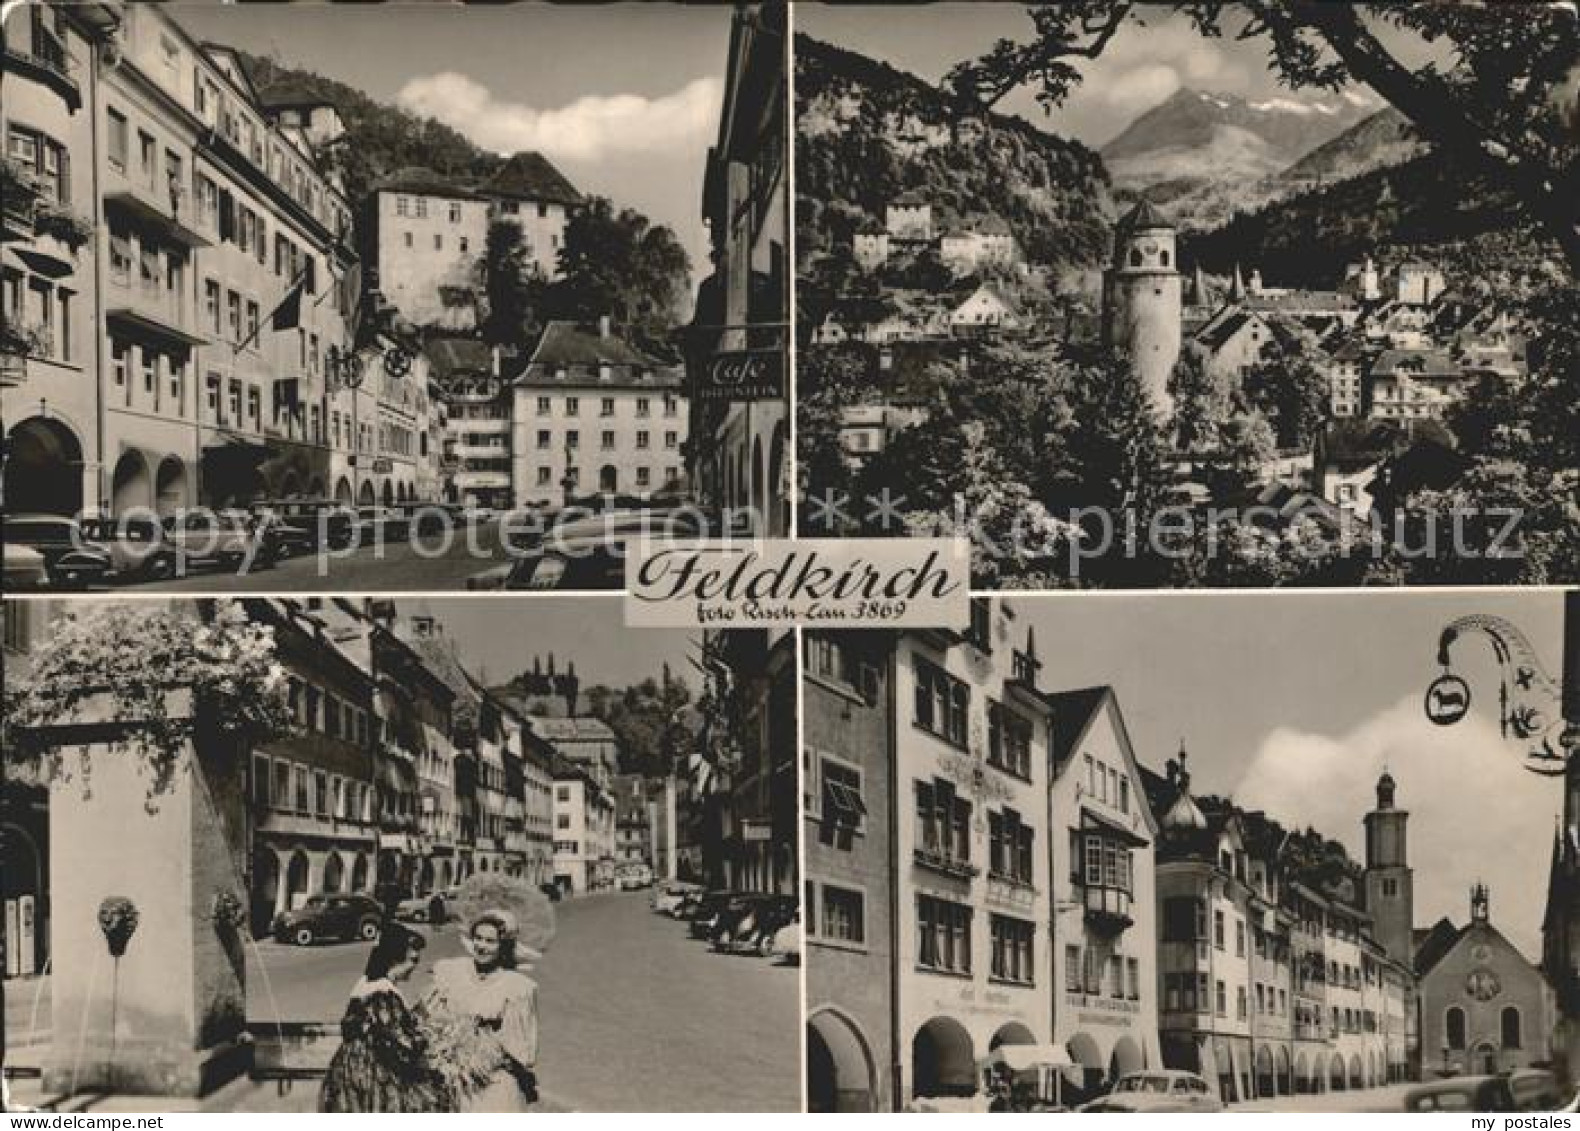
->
[1117,198,1171,231]
[1042,686,1111,771]
[1371,348,1461,378]
[372,166,483,201]
[1244,290,1356,312]
[478,152,582,207]
[517,321,682,388]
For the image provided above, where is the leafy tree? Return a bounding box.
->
[547,196,692,342]
[477,220,545,347]
[1242,352,1330,451]
[1169,341,1234,453]
[947,3,1580,275]
[796,345,870,532]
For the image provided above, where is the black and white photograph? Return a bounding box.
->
[0,597,799,1111]
[795,3,1579,588]
[804,590,1578,1112]
[2,1,788,594]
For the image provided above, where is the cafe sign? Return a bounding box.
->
[696,347,784,403]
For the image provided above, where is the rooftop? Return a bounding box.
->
[478,152,582,207]
[372,166,484,201]
[517,321,683,387]
[530,715,619,744]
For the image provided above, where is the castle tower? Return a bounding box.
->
[1364,770,1414,967]
[1102,199,1182,416]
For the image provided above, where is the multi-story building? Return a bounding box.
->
[687,2,790,536]
[2,4,111,517]
[428,338,512,509]
[895,605,1054,1103]
[245,599,378,931]
[1367,348,1472,421]
[1043,686,1161,1104]
[367,153,578,332]
[804,630,895,1113]
[368,169,489,331]
[613,774,653,867]
[551,759,615,896]
[530,715,620,791]
[506,698,557,886]
[369,608,457,894]
[510,318,686,505]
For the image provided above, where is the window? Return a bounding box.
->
[821,886,865,944]
[1501,1007,1521,1050]
[913,657,968,746]
[600,397,615,417]
[1214,909,1225,950]
[914,778,970,864]
[664,394,678,417]
[536,467,552,486]
[140,347,157,395]
[227,291,241,341]
[111,339,128,388]
[565,430,579,451]
[459,236,469,253]
[988,807,1033,884]
[987,701,1031,779]
[565,397,579,416]
[1126,957,1140,1000]
[1065,945,1081,992]
[636,397,650,418]
[403,232,413,249]
[1446,1007,1466,1050]
[536,396,551,415]
[636,466,651,488]
[990,915,1034,984]
[1235,920,1245,957]
[107,109,128,171]
[1215,980,1227,1018]
[821,758,866,833]
[1237,986,1247,1020]
[434,234,442,251]
[448,202,461,223]
[601,430,615,451]
[664,431,678,449]
[916,894,971,974]
[245,300,260,344]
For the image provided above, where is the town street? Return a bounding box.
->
[245,890,802,1112]
[114,520,514,592]
[1237,1082,1417,1113]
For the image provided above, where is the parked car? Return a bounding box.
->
[2,514,114,589]
[393,894,439,923]
[162,511,269,571]
[256,498,357,550]
[2,543,49,590]
[686,890,746,939]
[1080,1071,1224,1113]
[272,893,384,946]
[539,882,563,903]
[469,510,707,591]
[78,516,179,582]
[1404,1076,1518,1112]
[246,509,316,559]
[652,882,703,916]
[1508,1069,1565,1111]
[356,505,411,544]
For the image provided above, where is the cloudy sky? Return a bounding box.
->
[172,2,734,272]
[1020,590,1568,960]
[796,3,1440,148]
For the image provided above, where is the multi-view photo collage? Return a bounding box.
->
[2,0,1576,1115]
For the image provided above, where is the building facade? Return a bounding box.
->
[1102,199,1181,417]
[510,319,686,505]
[804,629,896,1113]
[687,2,790,537]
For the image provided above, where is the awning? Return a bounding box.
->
[1081,807,1150,848]
[203,429,273,459]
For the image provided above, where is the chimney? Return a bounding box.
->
[599,314,611,341]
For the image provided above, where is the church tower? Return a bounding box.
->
[1102,199,1182,416]
[1364,770,1414,967]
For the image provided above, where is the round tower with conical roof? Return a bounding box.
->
[1364,768,1414,968]
[1102,199,1182,415]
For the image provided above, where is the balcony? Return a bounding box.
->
[1081,883,1135,933]
[3,28,81,110]
[105,282,208,347]
[1,161,44,244]
[104,167,211,249]
[913,846,978,881]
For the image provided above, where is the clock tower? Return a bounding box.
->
[1364,770,1415,968]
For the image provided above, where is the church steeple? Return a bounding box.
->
[1471,883,1491,924]
[1365,769,1413,967]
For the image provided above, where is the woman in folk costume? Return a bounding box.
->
[319,923,451,1112]
[423,909,542,1111]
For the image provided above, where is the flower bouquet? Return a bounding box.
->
[416,1002,501,1101]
